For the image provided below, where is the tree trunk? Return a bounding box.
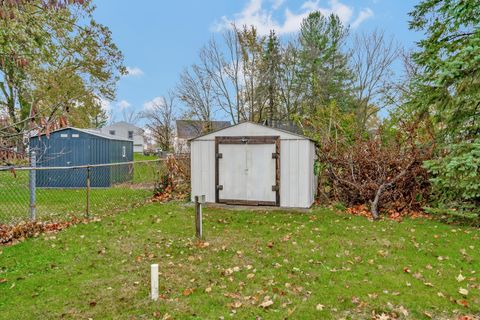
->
[370,160,416,220]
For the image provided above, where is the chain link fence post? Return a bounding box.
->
[86,166,91,218]
[29,151,36,221]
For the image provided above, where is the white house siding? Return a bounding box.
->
[190,122,316,208]
[174,137,189,154]
[99,122,145,153]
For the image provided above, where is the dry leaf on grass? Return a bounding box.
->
[459,288,469,296]
[182,288,194,296]
[259,298,274,308]
[316,304,324,311]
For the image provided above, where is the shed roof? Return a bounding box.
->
[189,121,314,142]
[30,127,133,142]
[176,120,231,139]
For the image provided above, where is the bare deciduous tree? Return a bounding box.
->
[142,94,175,152]
[200,27,245,124]
[352,29,401,130]
[122,109,141,124]
[176,65,214,122]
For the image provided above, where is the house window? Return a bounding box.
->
[122,146,126,158]
[109,130,115,135]
[128,131,134,139]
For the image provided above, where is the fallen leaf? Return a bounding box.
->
[0,278,7,284]
[459,288,469,296]
[397,305,409,317]
[458,299,469,308]
[259,299,274,308]
[182,288,194,296]
[456,274,466,282]
[89,301,97,307]
[316,304,324,311]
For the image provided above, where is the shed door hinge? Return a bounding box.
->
[272,153,279,159]
[216,185,223,190]
[272,185,279,191]
[216,153,223,159]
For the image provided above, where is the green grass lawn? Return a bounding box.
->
[134,153,159,161]
[1,203,478,319]
[0,161,161,224]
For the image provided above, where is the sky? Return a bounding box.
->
[92,0,423,126]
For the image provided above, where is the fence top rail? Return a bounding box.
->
[0,158,172,172]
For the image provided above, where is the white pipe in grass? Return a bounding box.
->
[151,264,159,301]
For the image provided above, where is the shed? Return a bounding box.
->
[29,127,133,188]
[190,122,317,208]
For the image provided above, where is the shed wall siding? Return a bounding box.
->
[280,139,312,208]
[191,140,215,203]
[190,122,315,208]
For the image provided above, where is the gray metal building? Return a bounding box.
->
[29,127,133,188]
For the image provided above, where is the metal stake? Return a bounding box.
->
[195,195,204,239]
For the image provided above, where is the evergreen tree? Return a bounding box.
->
[298,12,353,114]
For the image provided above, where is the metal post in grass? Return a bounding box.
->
[151,263,159,301]
[194,195,205,239]
[29,151,36,221]
[86,166,91,218]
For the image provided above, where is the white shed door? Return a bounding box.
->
[218,143,276,204]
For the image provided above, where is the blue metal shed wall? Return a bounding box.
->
[108,139,133,184]
[89,137,111,187]
[29,128,133,188]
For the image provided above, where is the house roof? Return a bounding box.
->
[30,127,133,142]
[102,121,144,133]
[176,120,231,139]
[189,121,314,142]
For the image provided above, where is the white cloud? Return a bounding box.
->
[99,98,112,113]
[271,0,285,10]
[125,66,144,77]
[212,0,373,36]
[117,100,131,111]
[143,97,164,111]
[351,8,374,28]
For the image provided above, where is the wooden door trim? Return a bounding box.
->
[215,135,280,206]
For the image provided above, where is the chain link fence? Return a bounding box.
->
[0,159,168,225]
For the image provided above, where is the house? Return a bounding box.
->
[29,127,133,188]
[174,120,230,154]
[189,121,317,208]
[99,122,145,153]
